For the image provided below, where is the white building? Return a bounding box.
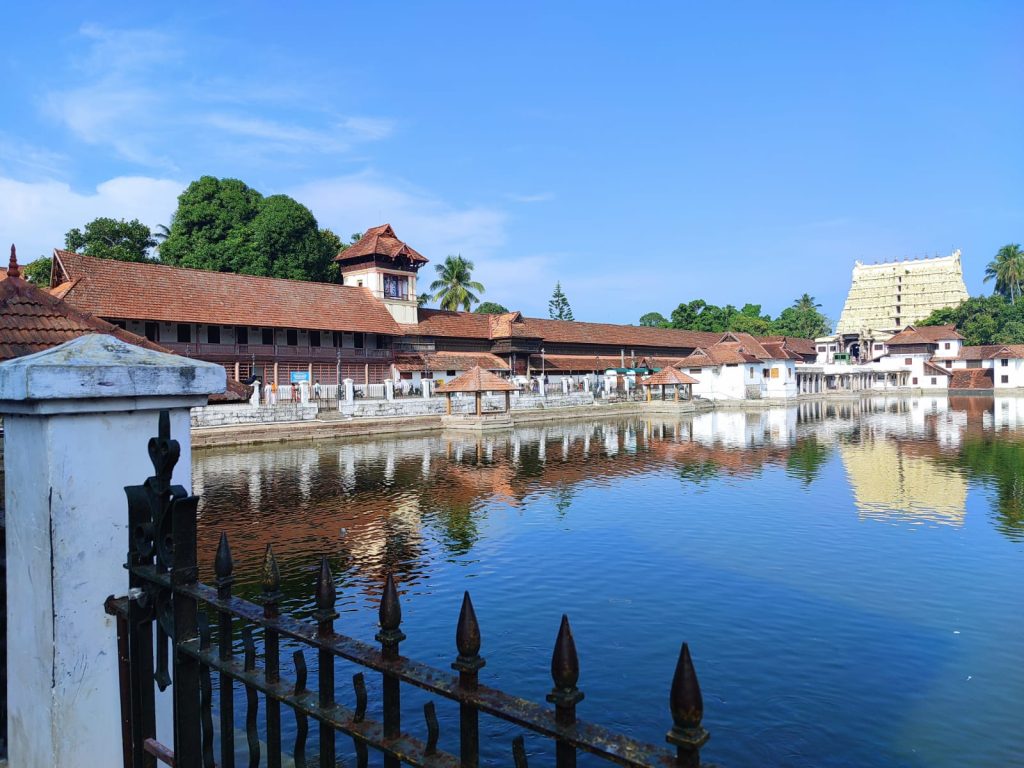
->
[677,333,798,401]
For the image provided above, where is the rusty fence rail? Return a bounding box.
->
[106,411,713,767]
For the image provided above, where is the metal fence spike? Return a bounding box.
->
[670,643,703,729]
[550,614,579,691]
[456,591,481,659]
[215,531,233,579]
[379,572,401,631]
[261,543,280,595]
[315,557,335,611]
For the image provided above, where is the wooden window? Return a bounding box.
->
[286,329,298,346]
[236,326,248,345]
[447,370,456,377]
[930,377,937,385]
[874,344,884,350]
[904,358,912,366]
[310,331,321,347]
[176,324,191,343]
[689,368,701,374]
[1001,358,1009,367]
[770,368,779,379]
[262,328,274,345]
[945,360,952,368]
[354,332,365,349]
[944,342,950,349]
[144,322,159,342]
[912,377,918,385]
[1001,375,1009,384]
[207,325,221,344]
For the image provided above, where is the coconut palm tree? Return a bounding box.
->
[429,255,485,311]
[984,244,1024,303]
[793,293,821,311]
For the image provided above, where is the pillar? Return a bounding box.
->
[475,391,482,416]
[343,377,354,403]
[422,380,431,399]
[384,379,394,401]
[0,335,225,768]
[234,360,240,381]
[273,360,279,384]
[504,390,511,412]
[446,393,452,415]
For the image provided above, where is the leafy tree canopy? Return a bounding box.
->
[64,217,156,262]
[475,301,510,314]
[549,282,574,321]
[158,176,339,282]
[651,295,831,338]
[920,294,1024,345]
[639,311,668,327]
[984,244,1024,303]
[22,256,52,286]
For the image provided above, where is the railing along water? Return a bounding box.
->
[105,411,713,767]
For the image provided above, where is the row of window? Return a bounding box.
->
[137,323,387,349]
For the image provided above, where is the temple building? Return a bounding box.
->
[819,252,969,363]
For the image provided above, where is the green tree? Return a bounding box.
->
[417,293,431,307]
[158,176,340,282]
[430,255,485,311]
[984,244,1024,303]
[64,217,156,262]
[792,293,822,312]
[548,282,574,320]
[22,256,52,286]
[670,299,707,329]
[639,311,668,327]
[475,301,510,314]
[920,294,1024,345]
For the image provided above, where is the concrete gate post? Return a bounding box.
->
[343,377,355,404]
[384,379,395,401]
[0,335,224,768]
[422,379,431,399]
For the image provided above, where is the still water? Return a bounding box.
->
[193,396,1024,767]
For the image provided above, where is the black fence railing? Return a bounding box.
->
[105,411,713,767]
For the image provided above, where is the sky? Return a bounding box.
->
[1,1,1022,325]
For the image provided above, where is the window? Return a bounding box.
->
[354,332,364,349]
[1001,358,1009,367]
[829,345,837,351]
[1002,375,1009,384]
[357,279,363,287]
[333,331,343,347]
[383,274,408,299]
[912,377,918,385]
[110,319,126,329]
[144,322,159,342]
[285,329,298,346]
[905,358,912,366]
[817,345,826,352]
[874,344,883,351]
[945,360,952,368]
[176,324,191,343]
[725,363,738,368]
[310,331,321,347]
[236,326,248,345]
[770,368,780,379]
[207,325,221,344]
[750,368,756,379]
[447,370,456,377]
[262,328,274,346]
[944,342,950,349]
[930,377,937,385]
[689,368,701,374]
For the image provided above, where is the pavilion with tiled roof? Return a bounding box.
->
[643,367,699,402]
[440,365,516,416]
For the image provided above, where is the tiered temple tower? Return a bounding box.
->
[836,251,968,336]
[335,224,426,324]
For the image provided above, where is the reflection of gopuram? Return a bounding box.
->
[840,438,967,525]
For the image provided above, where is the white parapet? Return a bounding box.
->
[0,334,225,768]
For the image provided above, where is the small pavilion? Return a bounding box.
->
[443,365,517,416]
[644,367,698,401]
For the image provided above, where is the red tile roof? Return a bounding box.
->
[950,368,993,390]
[442,366,516,392]
[958,345,1003,361]
[52,250,402,335]
[0,253,245,401]
[334,224,427,266]
[986,345,1024,359]
[759,335,818,356]
[645,367,699,386]
[531,354,629,371]
[886,325,963,346]
[394,351,509,372]
[923,361,952,377]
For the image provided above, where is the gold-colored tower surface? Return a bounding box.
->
[836,251,968,336]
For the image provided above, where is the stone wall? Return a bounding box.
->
[191,403,319,428]
[336,392,596,420]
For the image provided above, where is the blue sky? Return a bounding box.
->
[2,2,1022,325]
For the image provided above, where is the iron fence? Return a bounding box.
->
[105,411,713,767]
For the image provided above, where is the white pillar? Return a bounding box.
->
[299,380,310,404]
[561,378,570,395]
[343,377,354,403]
[422,379,431,399]
[0,335,225,768]
[384,379,395,401]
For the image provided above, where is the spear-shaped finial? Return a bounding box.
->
[546,614,584,719]
[666,642,709,766]
[7,244,19,279]
[376,573,406,655]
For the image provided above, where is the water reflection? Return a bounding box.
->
[192,395,1024,767]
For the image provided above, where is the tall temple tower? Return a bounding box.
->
[335,224,426,325]
[836,251,968,336]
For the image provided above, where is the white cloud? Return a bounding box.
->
[290,172,507,261]
[0,176,183,261]
[41,25,396,170]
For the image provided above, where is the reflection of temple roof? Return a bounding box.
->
[839,439,967,525]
